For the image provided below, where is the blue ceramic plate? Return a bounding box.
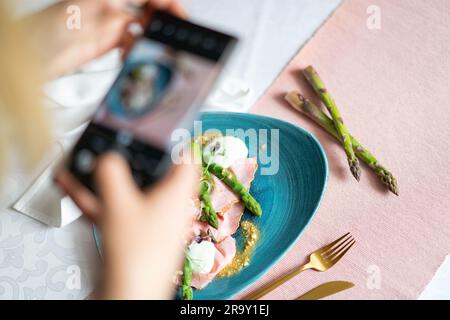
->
[93,111,328,300]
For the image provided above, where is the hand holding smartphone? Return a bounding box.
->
[67,11,236,191]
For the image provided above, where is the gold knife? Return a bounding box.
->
[296,281,354,300]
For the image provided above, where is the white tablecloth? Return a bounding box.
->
[0,0,448,299]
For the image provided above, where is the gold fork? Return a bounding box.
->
[243,232,355,300]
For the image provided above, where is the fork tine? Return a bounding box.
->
[322,235,354,258]
[316,232,350,255]
[328,240,355,265]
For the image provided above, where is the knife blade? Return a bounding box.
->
[295,281,354,300]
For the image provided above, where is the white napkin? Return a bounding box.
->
[12,142,83,227]
[11,50,121,227]
[205,77,253,112]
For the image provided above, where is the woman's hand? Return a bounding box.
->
[56,153,198,299]
[24,0,186,78]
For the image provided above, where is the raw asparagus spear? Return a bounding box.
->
[207,162,262,216]
[199,169,219,229]
[285,92,399,195]
[181,257,193,300]
[303,66,361,181]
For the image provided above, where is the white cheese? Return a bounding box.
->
[187,240,216,274]
[203,136,248,168]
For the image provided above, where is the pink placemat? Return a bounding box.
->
[237,0,450,299]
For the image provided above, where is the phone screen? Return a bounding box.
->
[68,12,236,190]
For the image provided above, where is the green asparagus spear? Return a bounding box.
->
[181,257,193,300]
[303,66,361,181]
[191,140,219,228]
[207,162,262,216]
[191,140,202,165]
[285,92,399,195]
[199,168,219,229]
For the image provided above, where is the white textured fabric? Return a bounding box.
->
[1,0,448,300]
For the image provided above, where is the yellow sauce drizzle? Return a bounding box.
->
[195,133,222,146]
[218,221,260,277]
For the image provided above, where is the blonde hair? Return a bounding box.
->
[0,4,50,177]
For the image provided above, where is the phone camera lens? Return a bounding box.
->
[117,130,133,146]
[175,29,189,41]
[189,33,202,45]
[162,24,176,36]
[203,37,216,50]
[91,136,107,153]
[75,149,96,174]
[150,19,163,32]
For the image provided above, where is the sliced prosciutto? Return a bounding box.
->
[191,157,258,242]
[191,236,236,289]
[187,156,258,290]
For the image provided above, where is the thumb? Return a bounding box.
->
[95,152,139,204]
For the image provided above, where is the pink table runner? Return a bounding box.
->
[237,0,450,299]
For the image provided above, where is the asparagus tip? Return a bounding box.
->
[378,168,399,196]
[391,187,399,196]
[349,158,362,181]
[253,204,262,217]
[374,167,399,195]
[388,178,399,196]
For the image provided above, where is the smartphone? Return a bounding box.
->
[67,11,236,191]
